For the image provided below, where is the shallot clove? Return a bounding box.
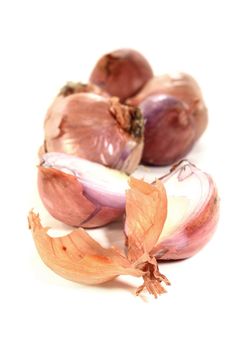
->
[28,211,142,285]
[38,152,129,228]
[152,160,220,260]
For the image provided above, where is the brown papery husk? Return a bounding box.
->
[29,177,170,298]
[28,211,142,285]
[125,178,170,296]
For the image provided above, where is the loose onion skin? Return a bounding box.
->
[140,95,197,165]
[38,153,129,228]
[89,49,153,102]
[152,160,220,260]
[127,73,208,139]
[43,92,144,174]
[28,211,142,285]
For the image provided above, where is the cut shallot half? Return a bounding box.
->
[153,160,220,260]
[38,152,129,228]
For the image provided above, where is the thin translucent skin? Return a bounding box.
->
[44,93,143,174]
[89,49,153,102]
[38,166,124,228]
[140,95,196,165]
[28,211,142,286]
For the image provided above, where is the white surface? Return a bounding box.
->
[0,1,232,349]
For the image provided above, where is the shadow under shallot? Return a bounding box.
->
[86,219,126,252]
[100,278,136,293]
[97,278,151,302]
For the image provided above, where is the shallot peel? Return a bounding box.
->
[140,95,196,165]
[127,72,208,139]
[29,178,169,297]
[89,49,153,102]
[38,152,128,228]
[30,159,219,297]
[43,92,144,173]
[125,178,171,296]
[28,211,142,285]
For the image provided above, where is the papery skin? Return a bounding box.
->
[127,73,208,139]
[140,95,196,165]
[125,178,170,296]
[30,176,170,297]
[43,92,144,174]
[125,178,167,262]
[38,166,124,228]
[89,49,153,102]
[153,161,220,260]
[28,211,142,285]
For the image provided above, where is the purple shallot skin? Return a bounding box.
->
[38,153,128,228]
[140,95,196,165]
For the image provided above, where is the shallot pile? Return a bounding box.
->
[28,49,219,298]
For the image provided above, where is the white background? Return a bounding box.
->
[1,1,232,349]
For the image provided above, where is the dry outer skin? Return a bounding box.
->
[29,177,170,297]
[125,178,167,262]
[43,93,144,174]
[89,49,153,102]
[28,211,142,285]
[58,82,107,97]
[125,178,170,296]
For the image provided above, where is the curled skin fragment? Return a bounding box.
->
[125,178,167,262]
[28,211,142,285]
[125,178,170,297]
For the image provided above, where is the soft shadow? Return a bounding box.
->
[86,219,126,251]
[97,279,151,302]
[158,258,188,265]
[99,279,136,293]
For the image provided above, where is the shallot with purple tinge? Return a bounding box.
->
[89,49,153,102]
[38,152,129,228]
[43,91,144,174]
